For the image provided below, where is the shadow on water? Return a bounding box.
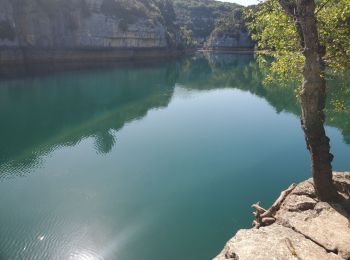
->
[0,52,349,178]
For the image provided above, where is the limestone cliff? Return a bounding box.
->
[206,29,254,50]
[172,0,242,46]
[205,9,255,50]
[0,0,182,64]
[0,0,256,64]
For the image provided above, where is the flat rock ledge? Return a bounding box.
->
[214,172,350,260]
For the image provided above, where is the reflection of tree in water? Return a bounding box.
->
[95,130,116,154]
[326,74,350,144]
[0,54,349,178]
[181,52,350,145]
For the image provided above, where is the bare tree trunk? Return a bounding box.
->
[279,0,339,201]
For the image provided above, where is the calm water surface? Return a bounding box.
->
[0,53,349,260]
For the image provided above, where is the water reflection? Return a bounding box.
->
[0,53,349,260]
[0,53,349,177]
[0,63,178,176]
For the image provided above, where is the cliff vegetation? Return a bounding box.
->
[0,0,256,64]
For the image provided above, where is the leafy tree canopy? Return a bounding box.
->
[245,0,350,85]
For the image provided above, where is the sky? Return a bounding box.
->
[217,0,260,6]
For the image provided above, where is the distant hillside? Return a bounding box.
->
[172,0,242,45]
[205,8,255,50]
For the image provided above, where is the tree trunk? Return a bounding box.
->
[279,0,339,201]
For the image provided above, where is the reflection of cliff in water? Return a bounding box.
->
[179,53,350,144]
[0,62,179,176]
[1,53,349,177]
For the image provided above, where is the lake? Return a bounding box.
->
[0,53,349,260]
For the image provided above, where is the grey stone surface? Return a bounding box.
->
[276,172,350,259]
[0,0,255,63]
[215,224,341,260]
[0,0,180,64]
[206,30,254,50]
[0,0,167,49]
[215,172,350,260]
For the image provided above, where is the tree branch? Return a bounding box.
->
[315,0,332,15]
[278,0,297,18]
[252,183,297,228]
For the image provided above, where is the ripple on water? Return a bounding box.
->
[0,211,103,260]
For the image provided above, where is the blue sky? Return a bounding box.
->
[217,0,260,6]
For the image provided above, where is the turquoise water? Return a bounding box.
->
[0,53,349,260]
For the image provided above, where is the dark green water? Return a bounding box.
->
[0,53,349,260]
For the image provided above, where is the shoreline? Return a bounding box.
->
[0,47,189,66]
[0,47,255,67]
[214,172,350,260]
[0,48,255,79]
[198,48,255,54]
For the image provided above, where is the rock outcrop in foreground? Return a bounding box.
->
[215,172,350,260]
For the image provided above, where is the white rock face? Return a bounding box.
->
[0,0,19,47]
[207,30,254,50]
[215,224,341,260]
[0,0,177,64]
[0,0,168,49]
[215,172,350,260]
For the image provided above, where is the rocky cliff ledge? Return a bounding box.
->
[215,172,350,260]
[0,0,184,64]
[0,0,255,64]
[205,9,254,51]
[205,29,254,51]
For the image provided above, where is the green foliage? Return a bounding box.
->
[215,9,246,33]
[317,0,350,70]
[172,0,241,39]
[245,0,350,85]
[323,71,350,143]
[209,8,247,37]
[178,27,197,49]
[101,0,152,24]
[0,20,15,41]
[245,0,350,142]
[204,8,248,49]
[173,0,239,10]
[101,0,181,46]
